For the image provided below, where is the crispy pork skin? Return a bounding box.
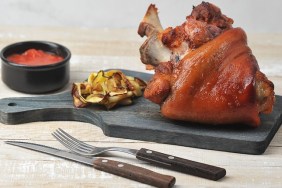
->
[139,2,275,126]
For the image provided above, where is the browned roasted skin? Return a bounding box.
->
[140,2,275,127]
[144,62,173,104]
[189,1,233,29]
[163,28,272,126]
[161,2,233,50]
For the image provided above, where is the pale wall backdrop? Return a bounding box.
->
[0,0,281,33]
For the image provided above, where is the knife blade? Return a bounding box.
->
[5,141,175,188]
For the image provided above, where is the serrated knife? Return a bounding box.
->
[5,141,175,188]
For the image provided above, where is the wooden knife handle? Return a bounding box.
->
[136,148,226,181]
[93,158,176,188]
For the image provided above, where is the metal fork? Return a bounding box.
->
[52,128,226,181]
[52,128,138,156]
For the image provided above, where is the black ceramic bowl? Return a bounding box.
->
[1,41,71,94]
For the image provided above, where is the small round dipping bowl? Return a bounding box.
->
[1,41,71,94]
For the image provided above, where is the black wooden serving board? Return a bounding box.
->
[0,70,281,155]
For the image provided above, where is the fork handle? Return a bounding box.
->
[93,158,175,188]
[136,148,226,181]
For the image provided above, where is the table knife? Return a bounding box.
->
[5,141,175,188]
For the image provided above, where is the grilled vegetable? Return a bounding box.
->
[72,70,147,109]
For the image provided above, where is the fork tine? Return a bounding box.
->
[52,132,89,155]
[57,128,94,149]
[53,129,137,157]
[55,130,91,151]
[53,131,92,153]
[56,129,93,152]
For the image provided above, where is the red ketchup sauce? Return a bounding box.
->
[7,49,64,66]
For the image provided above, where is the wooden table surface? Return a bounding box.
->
[0,26,281,187]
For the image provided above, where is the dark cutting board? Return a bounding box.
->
[0,70,281,155]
